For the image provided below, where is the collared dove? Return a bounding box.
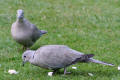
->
[11,9,47,49]
[22,45,114,75]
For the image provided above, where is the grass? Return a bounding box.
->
[0,0,120,80]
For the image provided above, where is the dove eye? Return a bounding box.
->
[24,56,26,58]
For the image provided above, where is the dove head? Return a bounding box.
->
[17,9,24,19]
[22,50,35,66]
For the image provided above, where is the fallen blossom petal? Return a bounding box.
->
[88,73,93,76]
[72,67,77,70]
[48,72,53,77]
[8,69,18,74]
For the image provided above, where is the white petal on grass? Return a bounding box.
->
[88,73,93,76]
[57,34,62,37]
[48,72,53,77]
[8,69,18,74]
[72,67,77,70]
[41,16,46,20]
[118,66,120,70]
[74,28,78,31]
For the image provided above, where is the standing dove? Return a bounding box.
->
[11,9,47,49]
[22,45,114,75]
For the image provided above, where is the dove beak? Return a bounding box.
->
[18,16,23,19]
[17,14,24,19]
[22,61,25,67]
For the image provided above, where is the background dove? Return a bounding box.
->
[22,45,114,75]
[11,9,47,49]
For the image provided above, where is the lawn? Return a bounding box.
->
[0,0,120,80]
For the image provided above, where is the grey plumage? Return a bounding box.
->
[11,9,47,48]
[22,45,114,74]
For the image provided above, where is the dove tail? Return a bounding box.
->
[88,58,114,66]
